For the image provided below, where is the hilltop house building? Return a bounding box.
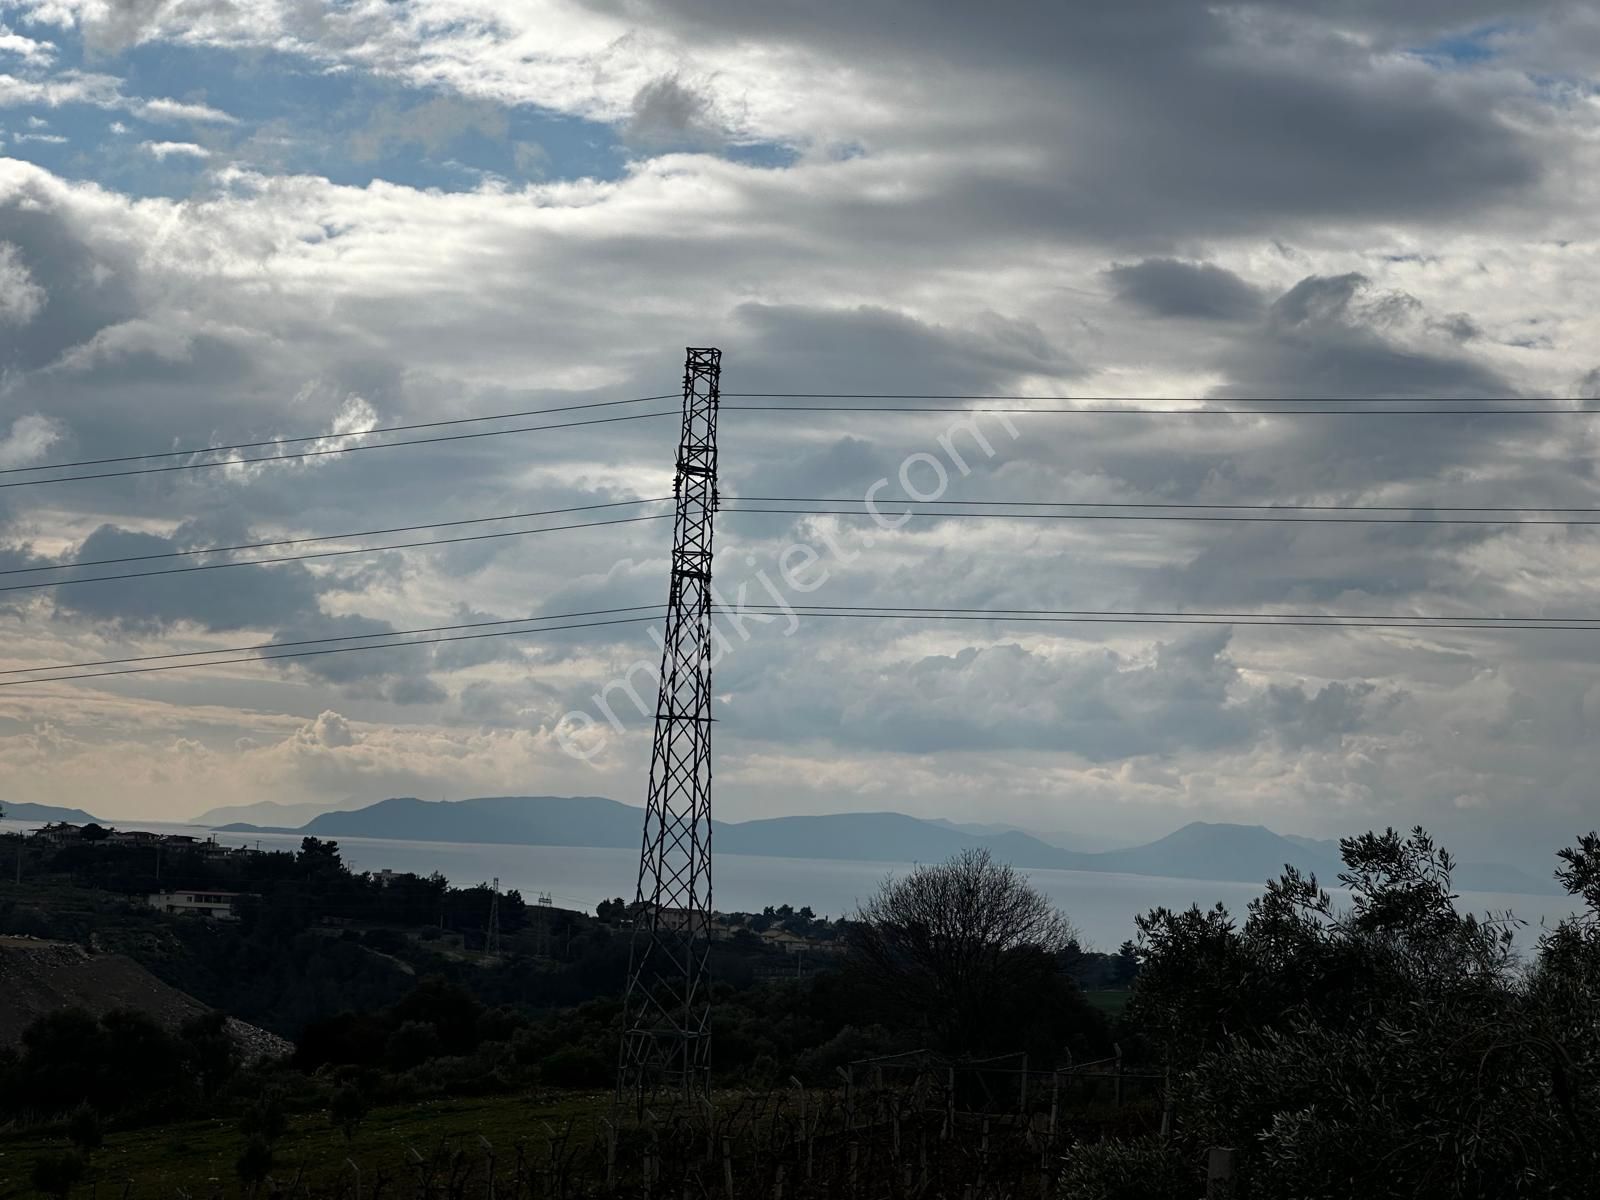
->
[148,890,245,920]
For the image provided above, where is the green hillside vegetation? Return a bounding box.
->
[3,823,1598,1196]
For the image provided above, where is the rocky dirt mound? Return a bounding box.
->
[0,935,290,1061]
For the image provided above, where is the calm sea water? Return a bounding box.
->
[4,818,1578,951]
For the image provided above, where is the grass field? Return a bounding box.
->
[1081,989,1131,1016]
[0,1091,617,1199]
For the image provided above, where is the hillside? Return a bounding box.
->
[1,801,101,824]
[212,796,1561,894]
[242,795,645,846]
[193,799,353,828]
[0,936,289,1058]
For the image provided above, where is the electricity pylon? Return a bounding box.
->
[618,347,721,1104]
[486,877,501,956]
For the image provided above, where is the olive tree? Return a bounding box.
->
[851,848,1081,1055]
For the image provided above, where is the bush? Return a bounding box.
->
[238,1091,287,1143]
[66,1103,102,1153]
[31,1151,85,1199]
[235,1135,274,1191]
[1058,1136,1197,1200]
[363,928,408,955]
[540,1046,609,1088]
[385,1021,442,1071]
[329,1084,369,1141]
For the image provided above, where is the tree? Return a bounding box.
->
[851,848,1080,1054]
[66,1103,102,1155]
[238,1091,287,1144]
[235,1136,274,1196]
[31,1152,84,1199]
[1105,826,1595,1200]
[329,1085,370,1142]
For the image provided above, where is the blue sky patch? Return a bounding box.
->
[1,23,795,198]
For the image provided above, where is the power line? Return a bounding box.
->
[736,496,1600,515]
[2,393,678,477]
[0,512,671,595]
[0,408,679,491]
[0,497,672,577]
[741,605,1600,633]
[755,603,1600,626]
[722,393,1559,403]
[0,613,664,689]
[721,504,1600,526]
[724,403,1597,416]
[0,604,667,678]
[18,599,1600,687]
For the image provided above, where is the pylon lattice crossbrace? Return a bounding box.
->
[619,347,721,1104]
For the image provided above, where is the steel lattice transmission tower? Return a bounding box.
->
[619,347,721,1103]
[486,877,501,956]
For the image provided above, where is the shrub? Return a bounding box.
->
[66,1103,102,1153]
[31,1152,85,1199]
[540,1046,609,1088]
[329,1084,369,1141]
[1058,1136,1197,1200]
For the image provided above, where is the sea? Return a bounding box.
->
[3,818,1580,952]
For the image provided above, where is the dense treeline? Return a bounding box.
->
[1065,828,1600,1198]
[51,824,1589,1195]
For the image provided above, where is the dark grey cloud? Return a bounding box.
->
[623,75,725,150]
[1107,259,1265,321]
[51,524,325,634]
[0,191,139,372]
[714,627,1259,761]
[583,0,1551,242]
[1215,272,1516,399]
[1264,679,1390,749]
[723,302,1076,397]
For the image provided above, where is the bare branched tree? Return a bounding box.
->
[851,848,1079,1053]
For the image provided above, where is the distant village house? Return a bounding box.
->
[148,889,245,920]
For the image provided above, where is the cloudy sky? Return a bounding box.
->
[1,1,1599,867]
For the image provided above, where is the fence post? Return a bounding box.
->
[838,1066,854,1128]
[478,1136,495,1200]
[1018,1053,1028,1116]
[1113,1043,1124,1108]
[601,1119,616,1192]
[1207,1148,1238,1198]
[1048,1069,1060,1142]
[1160,1066,1173,1138]
[789,1077,810,1179]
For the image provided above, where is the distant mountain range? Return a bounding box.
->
[193,799,360,829]
[213,795,1561,896]
[1,802,101,824]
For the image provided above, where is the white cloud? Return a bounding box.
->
[135,95,235,124]
[0,69,235,124]
[0,412,62,466]
[0,241,44,323]
[0,23,55,65]
[140,139,209,160]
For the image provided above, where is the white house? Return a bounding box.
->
[148,889,243,920]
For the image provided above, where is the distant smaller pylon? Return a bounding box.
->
[486,876,502,956]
